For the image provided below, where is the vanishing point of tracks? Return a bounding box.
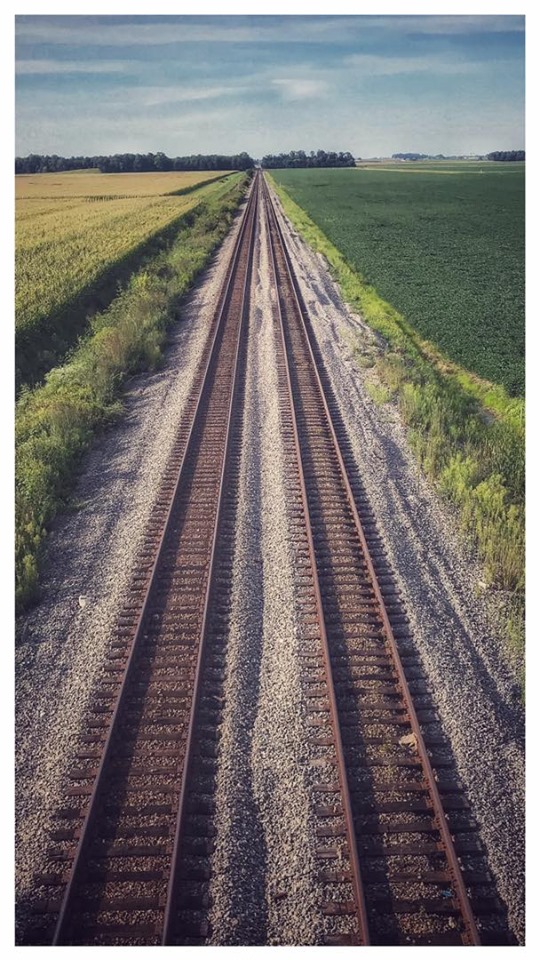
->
[30,171,505,945]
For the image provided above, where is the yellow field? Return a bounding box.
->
[16,169,226,199]
[16,172,231,336]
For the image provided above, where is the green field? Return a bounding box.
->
[271,164,524,395]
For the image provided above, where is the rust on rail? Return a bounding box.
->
[24,171,494,947]
[262,173,481,947]
[50,175,259,946]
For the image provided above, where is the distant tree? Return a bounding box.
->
[154,151,172,171]
[15,151,255,174]
[133,154,147,172]
[261,149,355,169]
[487,150,525,162]
[392,153,429,161]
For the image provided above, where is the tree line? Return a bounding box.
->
[261,150,355,169]
[392,153,475,161]
[392,153,434,161]
[486,151,525,162]
[15,151,255,175]
[392,151,525,162]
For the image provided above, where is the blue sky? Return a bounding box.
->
[15,14,525,158]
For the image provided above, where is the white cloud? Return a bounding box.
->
[136,84,243,107]
[15,18,347,48]
[365,15,524,36]
[271,77,329,101]
[15,78,247,114]
[15,15,523,50]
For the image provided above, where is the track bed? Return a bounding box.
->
[20,173,514,946]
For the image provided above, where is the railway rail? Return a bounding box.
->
[262,176,501,946]
[29,175,258,946]
[25,171,509,946]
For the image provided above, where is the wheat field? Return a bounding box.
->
[16,171,230,338]
[16,169,225,200]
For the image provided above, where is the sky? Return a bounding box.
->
[14,12,525,159]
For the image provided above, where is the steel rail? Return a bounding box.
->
[52,175,259,945]
[263,180,370,946]
[263,175,481,946]
[161,172,259,943]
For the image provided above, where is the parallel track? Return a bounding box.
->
[262,176,482,946]
[25,172,509,946]
[32,176,258,946]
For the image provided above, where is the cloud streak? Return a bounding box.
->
[16,59,127,75]
[343,53,486,78]
[136,84,244,107]
[14,17,352,47]
[16,14,524,49]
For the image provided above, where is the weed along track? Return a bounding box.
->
[23,172,512,945]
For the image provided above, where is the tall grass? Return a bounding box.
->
[16,174,248,610]
[268,174,524,662]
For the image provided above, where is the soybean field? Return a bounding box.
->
[271,163,524,396]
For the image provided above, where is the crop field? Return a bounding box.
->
[15,169,225,199]
[271,164,525,395]
[15,171,234,389]
[17,194,211,333]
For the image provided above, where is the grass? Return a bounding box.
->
[269,164,524,397]
[15,172,248,611]
[15,171,234,392]
[364,381,392,405]
[268,172,524,664]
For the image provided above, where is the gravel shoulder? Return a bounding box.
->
[15,201,246,922]
[269,185,525,944]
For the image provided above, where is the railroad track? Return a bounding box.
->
[25,171,509,946]
[262,176,501,946]
[29,175,259,946]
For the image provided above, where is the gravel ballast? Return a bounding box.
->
[269,186,525,944]
[207,205,321,945]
